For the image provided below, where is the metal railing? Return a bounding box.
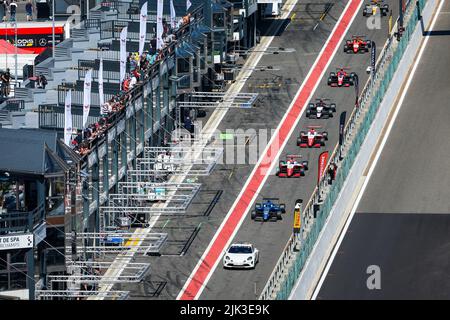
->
[260,0,425,300]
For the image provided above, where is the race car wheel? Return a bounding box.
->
[344,46,348,53]
[302,161,309,170]
[295,199,303,205]
[280,204,286,213]
[367,40,372,48]
[363,10,367,16]
[300,169,305,176]
[330,104,337,112]
[322,132,328,140]
[251,211,256,220]
[297,138,302,146]
[306,110,311,117]
[277,211,282,220]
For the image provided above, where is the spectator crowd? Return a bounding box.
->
[71,13,192,157]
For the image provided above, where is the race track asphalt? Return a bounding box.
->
[116,0,400,300]
[317,0,450,299]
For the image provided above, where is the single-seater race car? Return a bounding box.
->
[363,0,389,16]
[276,155,309,178]
[306,98,337,119]
[297,126,328,148]
[328,68,357,87]
[251,198,286,221]
[344,36,372,54]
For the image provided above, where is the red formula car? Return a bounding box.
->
[297,126,328,148]
[327,68,357,87]
[344,36,372,54]
[276,155,309,178]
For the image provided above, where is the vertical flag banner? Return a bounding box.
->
[64,90,73,146]
[139,2,148,56]
[98,57,104,109]
[371,41,376,84]
[187,0,192,10]
[83,69,93,129]
[120,26,128,87]
[317,151,329,185]
[156,0,164,50]
[170,0,177,29]
[339,111,347,146]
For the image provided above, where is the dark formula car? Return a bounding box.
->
[344,36,372,54]
[327,68,357,87]
[297,126,328,148]
[251,198,286,221]
[306,98,337,119]
[363,0,389,16]
[276,155,309,178]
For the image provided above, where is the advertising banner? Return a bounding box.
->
[139,2,148,56]
[318,151,329,185]
[120,27,128,86]
[82,69,92,129]
[64,90,72,146]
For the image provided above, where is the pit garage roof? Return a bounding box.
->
[0,128,78,176]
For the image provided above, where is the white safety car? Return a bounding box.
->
[223,243,259,269]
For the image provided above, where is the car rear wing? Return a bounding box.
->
[285,155,303,159]
[262,197,280,201]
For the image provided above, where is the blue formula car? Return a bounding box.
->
[251,198,286,221]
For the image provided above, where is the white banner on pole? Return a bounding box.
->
[187,0,192,10]
[82,68,93,129]
[64,90,73,146]
[156,0,164,50]
[98,56,104,109]
[120,26,128,87]
[139,2,148,56]
[170,0,177,29]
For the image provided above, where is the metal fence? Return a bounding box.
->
[260,0,426,300]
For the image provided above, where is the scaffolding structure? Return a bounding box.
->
[139,146,223,176]
[35,290,129,300]
[116,182,201,207]
[178,91,259,109]
[66,232,168,256]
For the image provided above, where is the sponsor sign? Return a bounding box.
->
[0,234,33,251]
[317,151,329,185]
[339,111,347,146]
[371,41,376,83]
[293,205,301,234]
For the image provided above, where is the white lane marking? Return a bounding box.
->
[177,0,364,300]
[311,0,445,300]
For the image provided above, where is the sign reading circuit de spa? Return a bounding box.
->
[0,234,34,251]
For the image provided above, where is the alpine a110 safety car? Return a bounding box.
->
[223,243,259,269]
[363,0,389,16]
[251,198,286,221]
[344,36,372,54]
[276,155,309,178]
[306,98,337,119]
[297,126,328,148]
[327,68,357,87]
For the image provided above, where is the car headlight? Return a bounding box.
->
[247,256,253,261]
[225,256,230,260]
